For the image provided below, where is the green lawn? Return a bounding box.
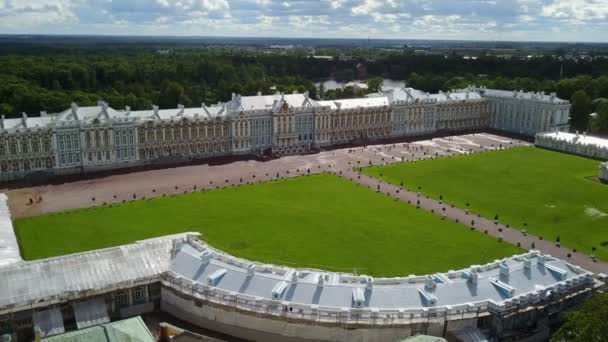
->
[14,174,520,276]
[364,147,608,260]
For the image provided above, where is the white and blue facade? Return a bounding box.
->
[463,87,571,136]
[0,87,569,182]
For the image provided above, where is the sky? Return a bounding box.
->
[0,0,607,42]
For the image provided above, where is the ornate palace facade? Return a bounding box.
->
[0,87,570,182]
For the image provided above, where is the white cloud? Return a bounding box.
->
[156,0,228,11]
[352,0,383,15]
[0,0,77,29]
[542,0,608,20]
[0,0,606,42]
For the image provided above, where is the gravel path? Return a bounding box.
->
[6,132,606,273]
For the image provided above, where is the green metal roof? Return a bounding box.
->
[400,335,447,342]
[42,316,155,342]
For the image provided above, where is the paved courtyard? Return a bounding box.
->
[5,133,525,218]
[6,132,607,273]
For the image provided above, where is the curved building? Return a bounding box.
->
[0,231,598,342]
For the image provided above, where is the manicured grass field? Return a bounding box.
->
[364,147,608,260]
[14,174,520,276]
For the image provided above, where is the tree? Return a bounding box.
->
[570,90,592,130]
[366,77,384,93]
[0,103,14,116]
[591,102,608,135]
[158,80,185,109]
[552,292,608,341]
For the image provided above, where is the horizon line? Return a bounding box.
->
[1,33,607,45]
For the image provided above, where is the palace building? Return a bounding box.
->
[535,131,608,160]
[0,87,570,182]
[462,87,571,136]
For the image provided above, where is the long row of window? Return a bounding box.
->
[0,136,52,156]
[1,158,54,172]
[139,124,228,144]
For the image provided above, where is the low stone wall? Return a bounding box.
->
[161,287,448,342]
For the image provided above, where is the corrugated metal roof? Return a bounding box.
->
[42,316,155,342]
[168,241,594,311]
[318,96,389,110]
[538,132,608,149]
[0,233,195,314]
[0,194,21,266]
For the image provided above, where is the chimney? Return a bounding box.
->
[0,115,4,130]
[499,262,510,277]
[153,105,159,118]
[178,104,185,115]
[257,91,262,96]
[425,275,436,291]
[98,101,109,116]
[231,92,236,100]
[70,102,78,118]
[125,106,131,115]
[21,112,27,127]
[366,276,374,290]
[469,270,478,284]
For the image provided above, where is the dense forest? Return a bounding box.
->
[1,49,607,133]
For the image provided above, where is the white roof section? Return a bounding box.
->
[344,82,369,90]
[538,131,608,149]
[2,115,54,131]
[318,96,389,110]
[466,87,569,105]
[0,233,195,315]
[430,92,483,103]
[224,93,320,113]
[129,105,227,122]
[372,88,482,105]
[0,193,21,266]
[383,88,429,102]
[167,239,595,312]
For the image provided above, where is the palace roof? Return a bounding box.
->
[168,239,593,311]
[465,87,569,104]
[318,96,389,110]
[538,131,608,149]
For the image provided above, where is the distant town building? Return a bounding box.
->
[0,87,569,182]
[269,44,294,50]
[343,81,369,90]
